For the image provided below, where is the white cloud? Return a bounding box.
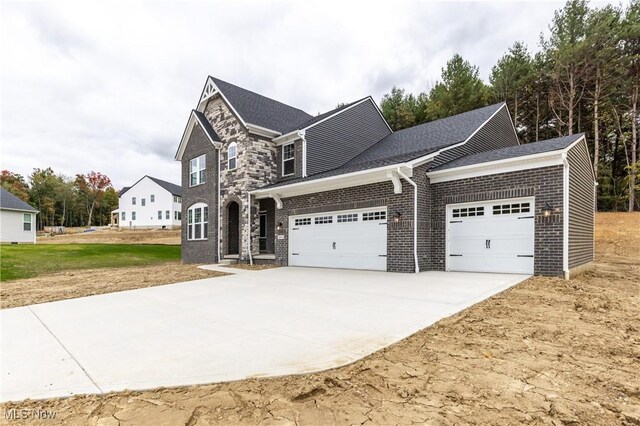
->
[0,0,620,189]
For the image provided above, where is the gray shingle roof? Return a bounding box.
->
[433,133,584,171]
[119,176,182,197]
[0,188,37,212]
[280,98,368,134]
[193,110,221,142]
[211,77,312,133]
[258,103,506,191]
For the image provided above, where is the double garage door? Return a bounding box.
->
[289,208,387,271]
[447,197,535,274]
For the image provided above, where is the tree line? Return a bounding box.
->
[379,0,639,212]
[1,169,117,229]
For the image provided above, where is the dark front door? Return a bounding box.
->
[259,213,267,252]
[227,201,240,255]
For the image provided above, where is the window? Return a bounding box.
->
[228,143,237,170]
[362,211,386,221]
[294,218,311,226]
[190,154,206,186]
[337,213,358,223]
[166,210,170,220]
[132,197,136,205]
[158,211,162,220]
[173,196,181,203]
[132,211,136,220]
[452,206,485,218]
[187,203,208,240]
[175,211,182,220]
[141,198,146,206]
[493,202,531,215]
[150,194,155,203]
[121,212,126,221]
[282,143,295,176]
[23,214,31,231]
[314,216,333,224]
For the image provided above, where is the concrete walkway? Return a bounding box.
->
[0,267,529,402]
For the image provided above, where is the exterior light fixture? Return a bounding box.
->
[394,212,402,222]
[276,222,283,231]
[542,202,553,217]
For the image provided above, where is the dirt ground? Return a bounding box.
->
[0,264,227,309]
[36,228,181,245]
[2,213,639,425]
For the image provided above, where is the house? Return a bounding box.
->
[0,188,38,244]
[114,176,182,229]
[175,76,596,278]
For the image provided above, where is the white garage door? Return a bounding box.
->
[447,197,535,274]
[289,208,387,271]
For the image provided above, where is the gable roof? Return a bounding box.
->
[257,103,506,191]
[207,77,313,133]
[175,109,223,161]
[193,110,221,143]
[433,133,584,171]
[119,176,182,197]
[0,188,38,212]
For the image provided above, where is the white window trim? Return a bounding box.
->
[282,143,295,177]
[23,213,32,231]
[187,203,208,241]
[190,154,206,187]
[228,143,237,170]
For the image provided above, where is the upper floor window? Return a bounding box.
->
[173,196,181,203]
[23,214,32,231]
[141,198,146,206]
[282,143,295,176]
[187,203,208,240]
[132,197,136,205]
[228,143,237,170]
[190,154,206,186]
[150,194,155,202]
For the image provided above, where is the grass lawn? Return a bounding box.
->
[0,244,181,281]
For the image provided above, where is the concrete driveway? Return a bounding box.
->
[0,267,529,402]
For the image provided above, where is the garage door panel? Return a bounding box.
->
[447,198,535,275]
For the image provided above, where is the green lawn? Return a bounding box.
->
[0,244,181,281]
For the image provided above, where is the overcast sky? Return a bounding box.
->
[0,0,618,190]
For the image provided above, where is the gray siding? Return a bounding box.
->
[431,106,518,168]
[568,140,595,269]
[305,100,391,176]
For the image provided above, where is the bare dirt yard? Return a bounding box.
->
[37,228,181,245]
[2,213,639,425]
[0,263,228,309]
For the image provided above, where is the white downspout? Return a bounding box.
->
[396,167,419,273]
[299,130,307,177]
[247,191,253,265]
[216,146,221,263]
[562,152,570,279]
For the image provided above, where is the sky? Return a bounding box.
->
[0,0,619,190]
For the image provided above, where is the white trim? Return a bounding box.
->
[300,130,307,177]
[562,152,570,279]
[175,110,222,161]
[397,168,419,273]
[197,77,248,130]
[247,192,253,265]
[502,102,521,145]
[0,207,39,214]
[247,123,282,138]
[227,142,237,170]
[281,142,295,177]
[186,202,208,241]
[269,194,283,209]
[386,171,402,194]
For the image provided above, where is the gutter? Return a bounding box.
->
[562,152,570,279]
[396,167,420,273]
[247,191,253,265]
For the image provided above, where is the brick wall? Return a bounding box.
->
[429,165,565,276]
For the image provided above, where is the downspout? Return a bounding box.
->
[299,130,307,177]
[247,191,253,265]
[562,152,570,279]
[216,146,221,263]
[396,167,419,273]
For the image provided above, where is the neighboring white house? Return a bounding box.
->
[114,176,182,229]
[0,188,38,244]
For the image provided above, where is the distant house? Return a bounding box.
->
[113,176,182,229]
[0,188,38,244]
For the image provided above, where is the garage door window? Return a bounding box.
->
[294,218,311,226]
[362,211,386,221]
[452,206,484,218]
[314,216,333,224]
[337,213,358,223]
[493,202,530,215]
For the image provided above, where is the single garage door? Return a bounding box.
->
[289,208,387,271]
[447,197,535,274]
